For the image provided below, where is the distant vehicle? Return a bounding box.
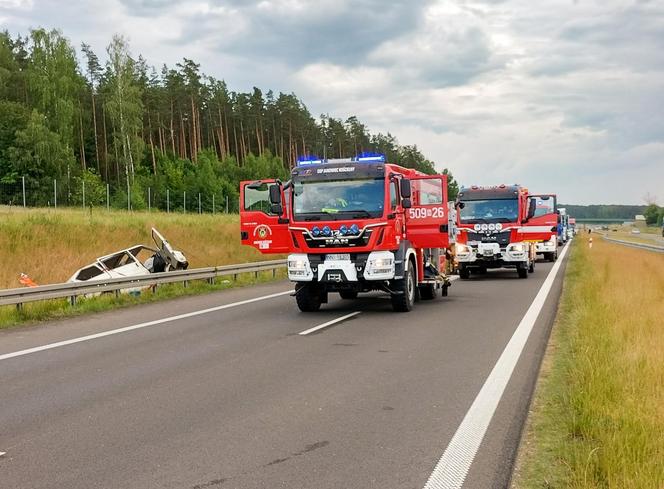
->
[631,229,641,234]
[558,207,569,245]
[68,228,188,288]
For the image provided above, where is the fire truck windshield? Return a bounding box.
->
[459,199,518,224]
[293,178,384,221]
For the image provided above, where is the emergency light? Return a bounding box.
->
[296,153,386,166]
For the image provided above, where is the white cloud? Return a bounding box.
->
[1,0,662,203]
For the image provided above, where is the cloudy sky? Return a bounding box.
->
[1,0,663,204]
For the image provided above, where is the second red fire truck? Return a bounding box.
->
[240,154,452,312]
[454,185,558,278]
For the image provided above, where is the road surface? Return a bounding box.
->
[0,249,569,489]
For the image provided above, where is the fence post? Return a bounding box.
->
[148,187,151,212]
[22,176,26,208]
[106,184,110,210]
[198,193,201,214]
[167,189,170,213]
[54,179,57,208]
[82,180,86,209]
[183,191,186,213]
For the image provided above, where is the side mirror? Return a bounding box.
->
[400,179,411,199]
[456,201,465,209]
[402,198,412,209]
[269,184,283,215]
[526,198,537,220]
[269,184,282,205]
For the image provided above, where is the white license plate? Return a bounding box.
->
[326,253,350,261]
[482,249,494,256]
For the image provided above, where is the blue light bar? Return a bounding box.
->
[296,155,323,166]
[355,152,386,162]
[296,152,386,166]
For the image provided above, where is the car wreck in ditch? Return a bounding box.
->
[68,228,188,287]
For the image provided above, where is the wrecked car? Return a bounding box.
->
[68,228,188,286]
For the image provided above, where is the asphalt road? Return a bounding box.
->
[0,250,568,489]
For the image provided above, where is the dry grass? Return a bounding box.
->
[513,238,664,488]
[0,206,270,289]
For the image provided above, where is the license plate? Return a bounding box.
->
[326,253,350,261]
[482,249,494,256]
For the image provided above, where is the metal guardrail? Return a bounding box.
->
[0,259,287,308]
[601,235,664,253]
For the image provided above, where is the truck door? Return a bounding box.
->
[240,180,292,254]
[405,175,449,248]
[523,194,557,241]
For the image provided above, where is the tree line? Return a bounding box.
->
[0,28,458,210]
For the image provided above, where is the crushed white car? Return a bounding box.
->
[68,228,188,289]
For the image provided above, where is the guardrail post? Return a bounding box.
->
[70,295,77,307]
[16,303,23,312]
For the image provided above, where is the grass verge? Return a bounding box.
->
[0,206,271,289]
[512,238,664,488]
[0,269,288,330]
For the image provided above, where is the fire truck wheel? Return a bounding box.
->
[295,283,323,312]
[528,260,535,273]
[339,290,358,300]
[391,260,415,312]
[441,284,449,297]
[459,265,471,279]
[418,284,437,300]
[517,264,528,279]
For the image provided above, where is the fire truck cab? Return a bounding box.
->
[454,184,542,279]
[239,154,452,312]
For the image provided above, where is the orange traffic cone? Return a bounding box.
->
[19,273,38,287]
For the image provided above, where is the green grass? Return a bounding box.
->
[0,206,287,329]
[0,206,272,289]
[0,268,288,330]
[513,238,664,489]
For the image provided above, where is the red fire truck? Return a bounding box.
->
[454,185,556,278]
[529,194,558,261]
[239,154,452,312]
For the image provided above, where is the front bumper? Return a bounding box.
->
[287,251,396,283]
[535,238,557,253]
[456,242,529,265]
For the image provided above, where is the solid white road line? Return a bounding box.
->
[0,290,292,362]
[423,243,571,489]
[298,311,362,336]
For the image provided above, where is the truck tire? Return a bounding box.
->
[459,264,471,279]
[295,283,323,312]
[339,290,358,300]
[418,283,437,300]
[517,263,528,279]
[391,259,415,312]
[528,260,535,273]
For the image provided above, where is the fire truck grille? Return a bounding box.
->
[467,230,511,246]
[302,229,373,248]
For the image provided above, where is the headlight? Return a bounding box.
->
[474,224,481,231]
[495,223,503,230]
[456,243,470,254]
[288,259,307,269]
[510,243,525,252]
[488,223,496,231]
[370,257,394,268]
[481,223,489,231]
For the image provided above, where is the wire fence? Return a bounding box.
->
[0,177,234,214]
